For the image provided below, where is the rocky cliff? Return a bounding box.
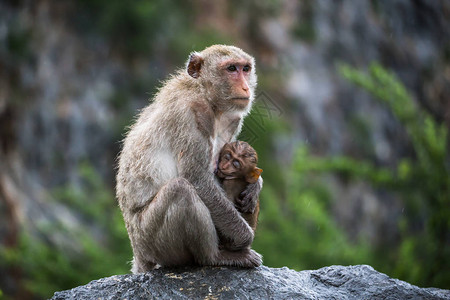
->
[51,265,450,300]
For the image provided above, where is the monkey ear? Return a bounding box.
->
[246,167,263,184]
[187,53,204,79]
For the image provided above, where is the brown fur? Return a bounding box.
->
[116,45,262,273]
[216,141,262,232]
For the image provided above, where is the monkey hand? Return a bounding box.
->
[217,223,254,251]
[236,180,262,213]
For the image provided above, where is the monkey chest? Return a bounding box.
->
[210,115,241,169]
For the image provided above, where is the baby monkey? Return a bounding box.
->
[216,141,263,232]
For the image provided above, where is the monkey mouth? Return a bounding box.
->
[216,169,237,180]
[231,97,250,101]
[215,169,227,178]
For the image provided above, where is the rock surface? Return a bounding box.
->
[51,265,450,300]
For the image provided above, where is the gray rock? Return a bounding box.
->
[51,265,450,300]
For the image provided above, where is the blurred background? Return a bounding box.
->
[0,0,449,298]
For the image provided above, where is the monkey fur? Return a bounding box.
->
[116,45,263,273]
[216,141,263,231]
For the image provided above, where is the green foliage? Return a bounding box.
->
[0,162,132,299]
[300,62,450,288]
[253,62,449,289]
[339,63,448,181]
[295,146,396,187]
[253,163,371,270]
[240,99,371,271]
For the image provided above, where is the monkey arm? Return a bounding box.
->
[236,176,263,214]
[243,200,259,232]
[177,139,254,250]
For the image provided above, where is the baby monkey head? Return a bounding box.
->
[217,141,263,183]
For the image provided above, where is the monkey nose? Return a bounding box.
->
[242,86,250,98]
[242,81,249,92]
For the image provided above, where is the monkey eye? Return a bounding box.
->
[232,160,241,168]
[227,65,237,72]
[243,65,251,72]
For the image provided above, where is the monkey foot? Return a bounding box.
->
[214,248,262,268]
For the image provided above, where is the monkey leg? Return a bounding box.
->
[132,177,262,272]
[217,233,263,268]
[131,177,219,272]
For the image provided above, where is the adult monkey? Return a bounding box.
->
[116,45,262,273]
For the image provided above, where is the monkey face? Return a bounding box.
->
[217,150,246,180]
[217,142,262,183]
[219,59,252,103]
[186,45,257,113]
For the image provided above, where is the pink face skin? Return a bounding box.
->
[220,59,252,100]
